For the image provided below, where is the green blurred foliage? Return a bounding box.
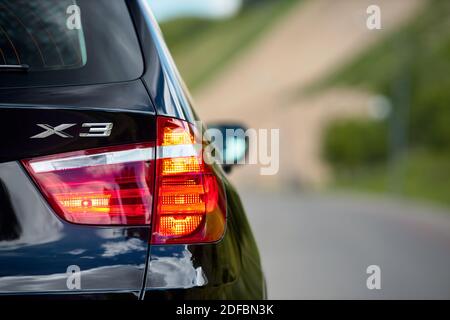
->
[413,82,450,152]
[319,0,450,205]
[333,151,450,207]
[322,0,450,154]
[160,0,300,90]
[323,120,388,169]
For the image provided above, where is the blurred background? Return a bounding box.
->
[149,0,450,299]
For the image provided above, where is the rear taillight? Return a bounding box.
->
[22,117,226,244]
[22,144,154,225]
[152,117,226,244]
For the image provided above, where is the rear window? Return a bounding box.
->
[0,0,143,88]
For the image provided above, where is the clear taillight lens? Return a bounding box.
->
[151,117,226,244]
[22,144,155,225]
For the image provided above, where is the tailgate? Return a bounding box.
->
[0,81,155,296]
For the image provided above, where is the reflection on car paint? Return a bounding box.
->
[146,245,207,289]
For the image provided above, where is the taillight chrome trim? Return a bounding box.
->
[30,147,155,173]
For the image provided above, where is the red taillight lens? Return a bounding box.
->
[22,117,226,244]
[22,144,154,225]
[151,117,226,244]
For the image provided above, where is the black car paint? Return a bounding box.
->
[0,81,156,163]
[0,0,144,88]
[0,0,265,299]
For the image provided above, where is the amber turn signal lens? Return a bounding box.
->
[152,117,226,244]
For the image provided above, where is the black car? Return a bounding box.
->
[0,0,265,300]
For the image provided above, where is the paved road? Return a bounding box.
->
[241,191,450,299]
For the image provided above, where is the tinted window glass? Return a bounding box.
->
[0,0,143,88]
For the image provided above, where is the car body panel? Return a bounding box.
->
[0,79,155,296]
[143,180,265,300]
[129,0,265,299]
[0,161,150,295]
[128,0,197,123]
[0,0,265,300]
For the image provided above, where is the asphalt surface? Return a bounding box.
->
[241,191,450,299]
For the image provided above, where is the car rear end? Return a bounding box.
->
[0,0,265,300]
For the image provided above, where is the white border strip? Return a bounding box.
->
[157,144,202,160]
[31,147,155,173]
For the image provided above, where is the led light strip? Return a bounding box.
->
[30,147,155,173]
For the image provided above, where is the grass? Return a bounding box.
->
[159,0,301,91]
[333,151,450,207]
[313,0,450,207]
[310,0,450,94]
